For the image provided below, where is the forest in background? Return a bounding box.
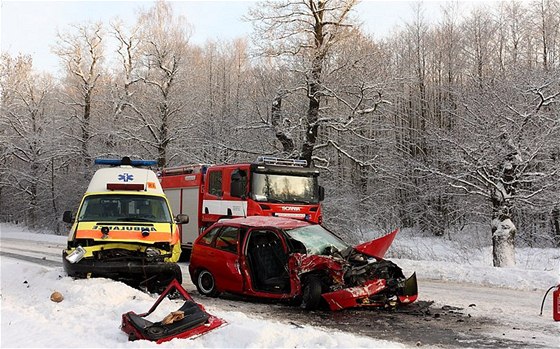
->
[1,0,559,264]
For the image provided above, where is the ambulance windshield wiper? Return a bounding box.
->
[118,217,156,222]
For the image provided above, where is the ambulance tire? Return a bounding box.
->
[196,269,220,297]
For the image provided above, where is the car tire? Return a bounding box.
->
[196,269,220,297]
[301,276,322,310]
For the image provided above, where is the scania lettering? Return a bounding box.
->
[159,156,324,250]
[62,157,188,292]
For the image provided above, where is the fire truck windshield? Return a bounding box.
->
[251,173,319,204]
[77,194,173,223]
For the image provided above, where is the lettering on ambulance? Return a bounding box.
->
[202,200,248,216]
[92,225,157,231]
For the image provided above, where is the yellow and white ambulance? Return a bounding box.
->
[62,157,188,292]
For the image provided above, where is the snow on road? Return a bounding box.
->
[0,225,403,348]
[1,223,559,348]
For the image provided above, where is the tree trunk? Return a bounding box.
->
[491,216,516,267]
[301,56,322,166]
[490,196,516,267]
[271,94,295,156]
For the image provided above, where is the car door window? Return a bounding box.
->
[199,227,220,246]
[215,226,240,254]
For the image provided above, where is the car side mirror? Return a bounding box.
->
[62,211,74,223]
[175,214,189,224]
[318,185,325,202]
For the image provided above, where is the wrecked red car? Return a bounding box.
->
[188,216,417,311]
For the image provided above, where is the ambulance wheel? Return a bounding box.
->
[301,276,322,310]
[196,269,219,297]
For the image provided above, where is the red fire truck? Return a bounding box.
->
[159,157,324,250]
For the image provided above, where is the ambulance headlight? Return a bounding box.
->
[145,247,161,258]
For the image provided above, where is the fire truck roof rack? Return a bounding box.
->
[160,164,209,176]
[256,156,307,167]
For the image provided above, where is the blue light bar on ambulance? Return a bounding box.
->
[94,158,158,167]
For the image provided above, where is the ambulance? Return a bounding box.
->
[62,157,188,292]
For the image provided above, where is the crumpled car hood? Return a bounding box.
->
[353,228,398,259]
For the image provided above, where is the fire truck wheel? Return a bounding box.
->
[301,276,322,310]
[196,269,220,297]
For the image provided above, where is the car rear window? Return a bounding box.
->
[214,226,240,254]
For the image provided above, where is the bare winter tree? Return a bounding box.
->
[54,22,105,171]
[0,54,56,228]
[247,0,362,166]
[532,0,560,70]
[427,73,560,267]
[131,0,192,167]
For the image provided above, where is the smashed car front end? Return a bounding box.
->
[288,226,418,311]
[321,253,418,310]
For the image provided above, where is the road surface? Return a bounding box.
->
[1,236,557,348]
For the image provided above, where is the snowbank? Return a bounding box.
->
[0,223,402,348]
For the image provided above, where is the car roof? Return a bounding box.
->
[217,216,312,230]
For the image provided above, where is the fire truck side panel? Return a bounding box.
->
[202,199,248,218]
[181,187,201,248]
[159,168,205,249]
[165,188,200,249]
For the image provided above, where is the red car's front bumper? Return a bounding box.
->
[321,273,418,311]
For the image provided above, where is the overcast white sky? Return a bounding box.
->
[0,0,477,76]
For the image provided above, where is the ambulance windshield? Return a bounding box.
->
[78,195,172,222]
[251,173,318,204]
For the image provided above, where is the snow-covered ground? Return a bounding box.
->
[1,223,559,348]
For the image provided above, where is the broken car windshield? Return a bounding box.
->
[286,225,348,255]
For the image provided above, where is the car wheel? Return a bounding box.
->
[301,276,322,310]
[196,269,220,297]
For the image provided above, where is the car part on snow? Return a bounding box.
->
[539,284,560,321]
[121,279,226,343]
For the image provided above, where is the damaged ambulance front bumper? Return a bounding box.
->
[62,250,182,292]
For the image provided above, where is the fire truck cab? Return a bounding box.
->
[159,157,324,250]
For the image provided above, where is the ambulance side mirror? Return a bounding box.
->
[175,214,189,224]
[62,211,74,223]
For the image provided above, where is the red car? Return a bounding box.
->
[188,216,417,311]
